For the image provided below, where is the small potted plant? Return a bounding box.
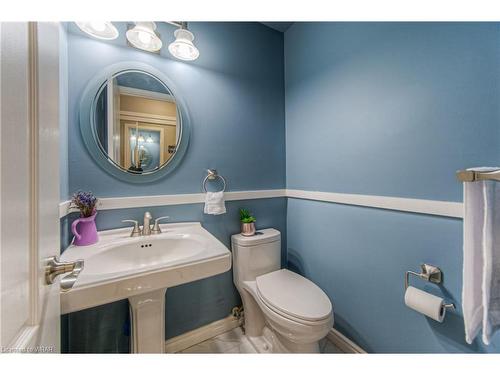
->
[239,208,256,236]
[70,191,99,246]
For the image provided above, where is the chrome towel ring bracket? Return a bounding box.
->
[203,169,226,193]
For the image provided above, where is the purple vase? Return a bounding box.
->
[72,212,99,246]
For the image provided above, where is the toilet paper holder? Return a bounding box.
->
[405,263,455,310]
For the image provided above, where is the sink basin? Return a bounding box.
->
[60,222,231,353]
[73,233,207,282]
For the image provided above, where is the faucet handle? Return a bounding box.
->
[151,216,170,234]
[122,220,141,237]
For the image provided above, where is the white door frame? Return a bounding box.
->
[0,22,61,353]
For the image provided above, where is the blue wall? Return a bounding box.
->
[62,22,286,353]
[67,22,285,197]
[285,22,500,202]
[284,22,500,352]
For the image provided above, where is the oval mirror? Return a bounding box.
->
[79,63,191,183]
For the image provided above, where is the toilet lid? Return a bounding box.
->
[256,269,332,322]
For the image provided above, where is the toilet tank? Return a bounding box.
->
[231,228,281,287]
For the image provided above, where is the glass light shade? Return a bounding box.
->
[76,22,119,40]
[168,29,200,61]
[146,134,154,143]
[137,135,145,143]
[126,22,162,52]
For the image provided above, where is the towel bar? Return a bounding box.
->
[456,169,500,182]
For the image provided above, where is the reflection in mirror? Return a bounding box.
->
[94,70,180,174]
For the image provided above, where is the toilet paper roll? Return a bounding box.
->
[404,286,445,322]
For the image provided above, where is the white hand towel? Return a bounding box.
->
[463,167,500,345]
[204,191,226,215]
[481,180,500,344]
[463,173,486,344]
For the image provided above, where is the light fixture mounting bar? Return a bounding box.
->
[164,21,188,29]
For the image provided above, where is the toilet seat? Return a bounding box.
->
[256,269,332,324]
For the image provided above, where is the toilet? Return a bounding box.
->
[231,228,333,353]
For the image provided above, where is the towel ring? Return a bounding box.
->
[203,169,226,193]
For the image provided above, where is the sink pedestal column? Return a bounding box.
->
[128,288,167,353]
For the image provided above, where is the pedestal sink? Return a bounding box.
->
[60,222,231,353]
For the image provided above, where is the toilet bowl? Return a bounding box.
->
[232,229,333,353]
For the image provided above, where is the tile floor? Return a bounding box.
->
[179,327,344,354]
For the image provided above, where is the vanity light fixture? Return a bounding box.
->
[168,22,200,61]
[126,22,162,52]
[146,134,154,143]
[76,22,119,40]
[137,134,145,143]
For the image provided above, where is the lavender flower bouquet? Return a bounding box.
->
[71,191,98,217]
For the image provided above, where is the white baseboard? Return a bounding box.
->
[164,314,242,353]
[164,314,365,354]
[327,328,366,353]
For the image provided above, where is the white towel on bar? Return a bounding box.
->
[481,179,500,344]
[463,167,500,345]
[204,191,226,215]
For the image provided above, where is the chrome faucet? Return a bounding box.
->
[142,211,152,236]
[122,212,170,237]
